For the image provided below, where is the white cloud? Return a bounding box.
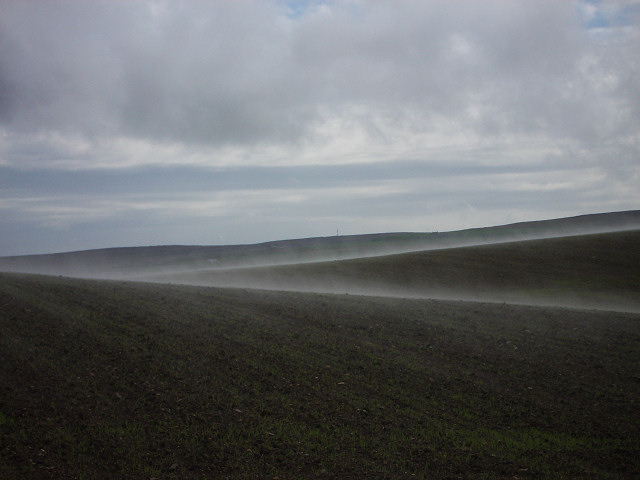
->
[2,0,637,160]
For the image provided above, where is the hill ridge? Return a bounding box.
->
[144,229,640,313]
[1,209,639,278]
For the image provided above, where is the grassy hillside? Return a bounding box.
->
[148,229,640,312]
[1,210,639,278]
[1,273,639,478]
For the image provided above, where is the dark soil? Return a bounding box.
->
[1,273,639,478]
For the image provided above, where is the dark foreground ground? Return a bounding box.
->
[1,273,639,479]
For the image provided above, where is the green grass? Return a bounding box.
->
[1,272,639,478]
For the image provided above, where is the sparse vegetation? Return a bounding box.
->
[1,272,639,478]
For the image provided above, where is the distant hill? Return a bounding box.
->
[147,229,640,312]
[1,210,639,279]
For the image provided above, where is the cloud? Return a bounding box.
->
[0,0,638,255]
[1,0,637,157]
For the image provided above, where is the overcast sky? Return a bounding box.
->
[1,0,639,256]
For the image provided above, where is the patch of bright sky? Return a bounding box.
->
[278,0,326,18]
[278,0,367,20]
[579,0,640,29]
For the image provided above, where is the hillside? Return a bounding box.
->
[1,273,639,478]
[147,229,640,312]
[1,210,639,278]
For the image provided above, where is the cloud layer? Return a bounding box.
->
[0,0,638,255]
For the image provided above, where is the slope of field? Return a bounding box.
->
[147,229,640,312]
[1,273,639,479]
[1,210,639,278]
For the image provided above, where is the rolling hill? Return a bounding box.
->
[146,229,640,312]
[1,210,640,478]
[1,209,639,279]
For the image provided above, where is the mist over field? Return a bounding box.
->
[145,229,640,312]
[1,211,639,312]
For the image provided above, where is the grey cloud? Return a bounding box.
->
[1,163,625,257]
[1,154,633,256]
[0,160,583,200]
[1,0,637,151]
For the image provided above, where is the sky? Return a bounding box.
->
[0,0,639,256]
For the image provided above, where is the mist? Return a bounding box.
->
[1,211,639,313]
[139,232,640,313]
